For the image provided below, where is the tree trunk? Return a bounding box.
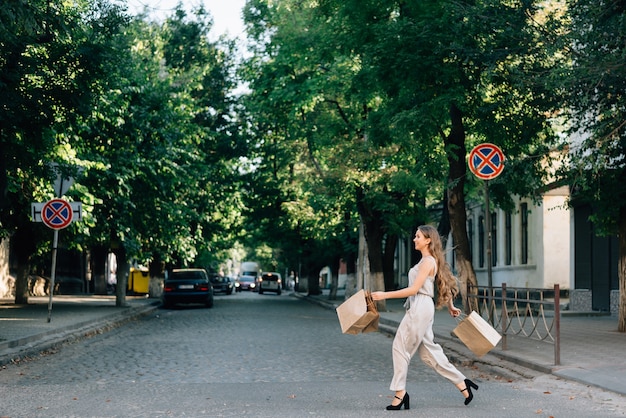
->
[444,103,477,312]
[438,190,451,250]
[91,246,108,295]
[14,261,30,304]
[357,221,367,293]
[344,250,357,299]
[618,206,626,332]
[382,233,397,291]
[328,255,340,301]
[112,246,129,307]
[306,265,322,295]
[12,225,38,304]
[357,211,386,310]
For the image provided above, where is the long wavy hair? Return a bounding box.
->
[418,225,459,309]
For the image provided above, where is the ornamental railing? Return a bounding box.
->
[466,283,561,366]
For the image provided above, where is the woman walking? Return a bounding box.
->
[371,225,478,410]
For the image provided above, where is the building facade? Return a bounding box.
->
[390,184,619,315]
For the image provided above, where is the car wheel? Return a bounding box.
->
[205,298,214,308]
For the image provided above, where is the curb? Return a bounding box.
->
[295,293,545,381]
[0,302,159,367]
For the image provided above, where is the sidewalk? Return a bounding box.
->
[0,295,158,365]
[299,289,626,397]
[1,291,625,398]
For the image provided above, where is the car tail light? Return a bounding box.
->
[163,284,175,292]
[198,284,209,291]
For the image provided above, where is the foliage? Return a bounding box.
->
[239,0,566,283]
[0,0,126,237]
[1,0,245,300]
[69,6,244,267]
[559,0,626,235]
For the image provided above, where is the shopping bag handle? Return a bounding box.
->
[454,312,468,322]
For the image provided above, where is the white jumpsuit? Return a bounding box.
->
[390,256,466,391]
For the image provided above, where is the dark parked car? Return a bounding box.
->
[258,272,282,295]
[210,275,234,295]
[162,268,214,308]
[236,274,257,292]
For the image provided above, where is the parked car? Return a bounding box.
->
[236,274,257,292]
[210,275,234,295]
[162,268,214,308]
[258,272,282,295]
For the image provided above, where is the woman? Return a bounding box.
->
[371,225,478,410]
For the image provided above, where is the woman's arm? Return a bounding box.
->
[447,298,461,317]
[371,259,433,301]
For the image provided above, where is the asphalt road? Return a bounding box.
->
[1,291,625,417]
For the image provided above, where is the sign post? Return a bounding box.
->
[468,143,505,323]
[40,198,75,322]
[31,164,83,322]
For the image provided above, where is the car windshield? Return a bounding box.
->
[170,271,206,281]
[210,277,224,283]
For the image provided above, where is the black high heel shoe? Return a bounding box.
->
[460,379,479,405]
[386,392,410,410]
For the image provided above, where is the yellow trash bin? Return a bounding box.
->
[128,267,150,294]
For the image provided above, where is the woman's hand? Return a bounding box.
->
[370,291,386,301]
[448,305,461,318]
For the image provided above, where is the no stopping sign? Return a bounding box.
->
[468,143,505,180]
[41,199,73,230]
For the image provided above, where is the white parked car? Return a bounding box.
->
[258,272,282,295]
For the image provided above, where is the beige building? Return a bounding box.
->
[391,184,618,315]
[463,186,571,290]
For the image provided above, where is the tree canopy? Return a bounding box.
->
[2,0,625,330]
[239,0,567,304]
[559,0,626,331]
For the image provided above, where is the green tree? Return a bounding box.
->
[240,0,415,298]
[0,0,129,303]
[241,0,564,309]
[337,0,565,306]
[72,7,242,305]
[561,0,626,331]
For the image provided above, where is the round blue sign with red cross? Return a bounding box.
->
[468,143,505,180]
[41,198,73,230]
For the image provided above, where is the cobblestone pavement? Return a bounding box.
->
[1,292,625,417]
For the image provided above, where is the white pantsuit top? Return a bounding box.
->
[390,256,466,391]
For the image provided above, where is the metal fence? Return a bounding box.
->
[466,283,561,365]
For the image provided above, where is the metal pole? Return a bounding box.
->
[47,229,59,322]
[554,284,561,366]
[485,181,494,324]
[501,283,508,351]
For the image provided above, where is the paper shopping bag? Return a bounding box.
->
[336,289,379,334]
[452,311,502,357]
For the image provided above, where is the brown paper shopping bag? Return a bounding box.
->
[452,311,502,357]
[336,289,379,334]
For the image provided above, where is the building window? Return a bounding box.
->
[491,212,497,267]
[478,215,485,268]
[505,212,512,265]
[521,203,529,264]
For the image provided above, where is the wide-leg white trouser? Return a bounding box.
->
[389,293,466,391]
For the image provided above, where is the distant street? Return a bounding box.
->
[1,291,625,417]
